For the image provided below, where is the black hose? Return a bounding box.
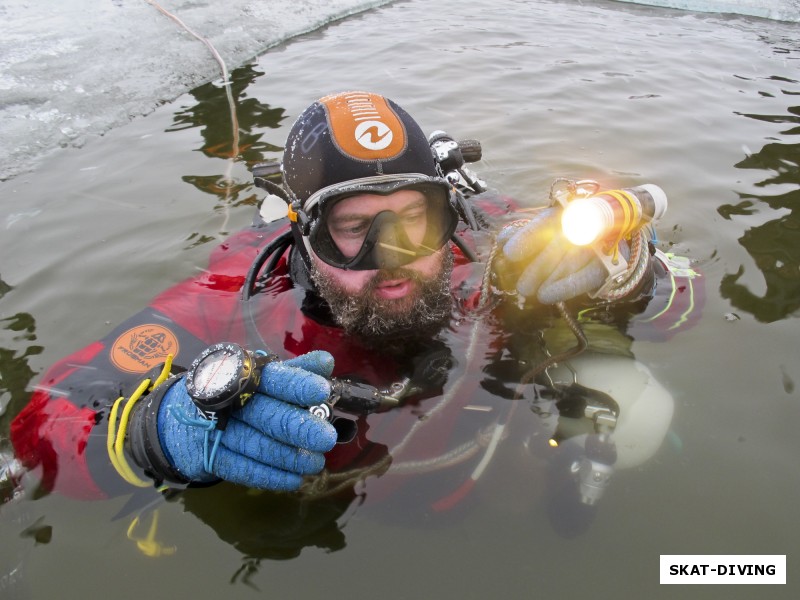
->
[242,230,294,301]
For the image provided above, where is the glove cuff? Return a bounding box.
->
[128,374,191,486]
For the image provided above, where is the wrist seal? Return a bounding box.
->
[128,373,191,485]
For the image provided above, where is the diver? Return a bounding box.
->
[7,92,699,542]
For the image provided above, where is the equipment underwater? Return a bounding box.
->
[571,434,616,506]
[540,382,619,506]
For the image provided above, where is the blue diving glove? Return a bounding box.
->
[154,351,337,491]
[497,207,621,304]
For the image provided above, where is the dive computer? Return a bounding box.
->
[185,342,274,429]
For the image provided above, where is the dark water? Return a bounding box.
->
[1,0,799,598]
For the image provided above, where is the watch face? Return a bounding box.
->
[187,344,245,403]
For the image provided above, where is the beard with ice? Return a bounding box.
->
[310,250,454,340]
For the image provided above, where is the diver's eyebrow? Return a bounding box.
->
[330,197,427,225]
[398,198,426,213]
[328,211,372,227]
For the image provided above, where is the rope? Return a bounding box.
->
[596,230,648,301]
[144,0,240,233]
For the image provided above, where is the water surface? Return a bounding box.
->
[1,0,799,598]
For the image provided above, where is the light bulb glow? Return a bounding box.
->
[561,198,611,246]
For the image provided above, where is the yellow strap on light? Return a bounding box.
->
[606,189,642,237]
[603,190,641,264]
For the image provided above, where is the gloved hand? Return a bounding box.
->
[155,351,337,491]
[495,207,621,304]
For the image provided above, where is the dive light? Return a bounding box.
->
[559,184,668,247]
[548,179,668,298]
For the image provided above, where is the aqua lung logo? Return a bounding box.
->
[321,91,406,161]
[355,120,393,150]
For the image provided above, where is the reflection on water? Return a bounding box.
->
[2,1,800,597]
[719,100,800,322]
[168,63,288,211]
[0,276,41,431]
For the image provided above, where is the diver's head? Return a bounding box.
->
[282,92,457,337]
[282,91,458,272]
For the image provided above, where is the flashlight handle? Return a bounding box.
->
[592,185,667,240]
[625,184,668,223]
[458,139,482,163]
[327,379,398,414]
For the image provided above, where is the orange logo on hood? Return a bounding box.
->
[321,91,407,161]
[110,324,179,374]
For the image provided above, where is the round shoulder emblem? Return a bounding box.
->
[110,324,180,373]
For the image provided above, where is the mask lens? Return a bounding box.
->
[311,182,456,269]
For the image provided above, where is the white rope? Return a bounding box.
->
[144,0,240,233]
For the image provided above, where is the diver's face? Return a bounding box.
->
[318,189,444,294]
[310,190,454,337]
[325,188,433,270]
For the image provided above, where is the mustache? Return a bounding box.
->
[309,250,454,340]
[365,267,426,289]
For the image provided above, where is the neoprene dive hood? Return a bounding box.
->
[281,91,459,271]
[282,91,442,201]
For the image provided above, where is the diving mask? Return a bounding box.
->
[297,174,459,271]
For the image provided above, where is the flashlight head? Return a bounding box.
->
[561,197,614,246]
[560,184,668,247]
